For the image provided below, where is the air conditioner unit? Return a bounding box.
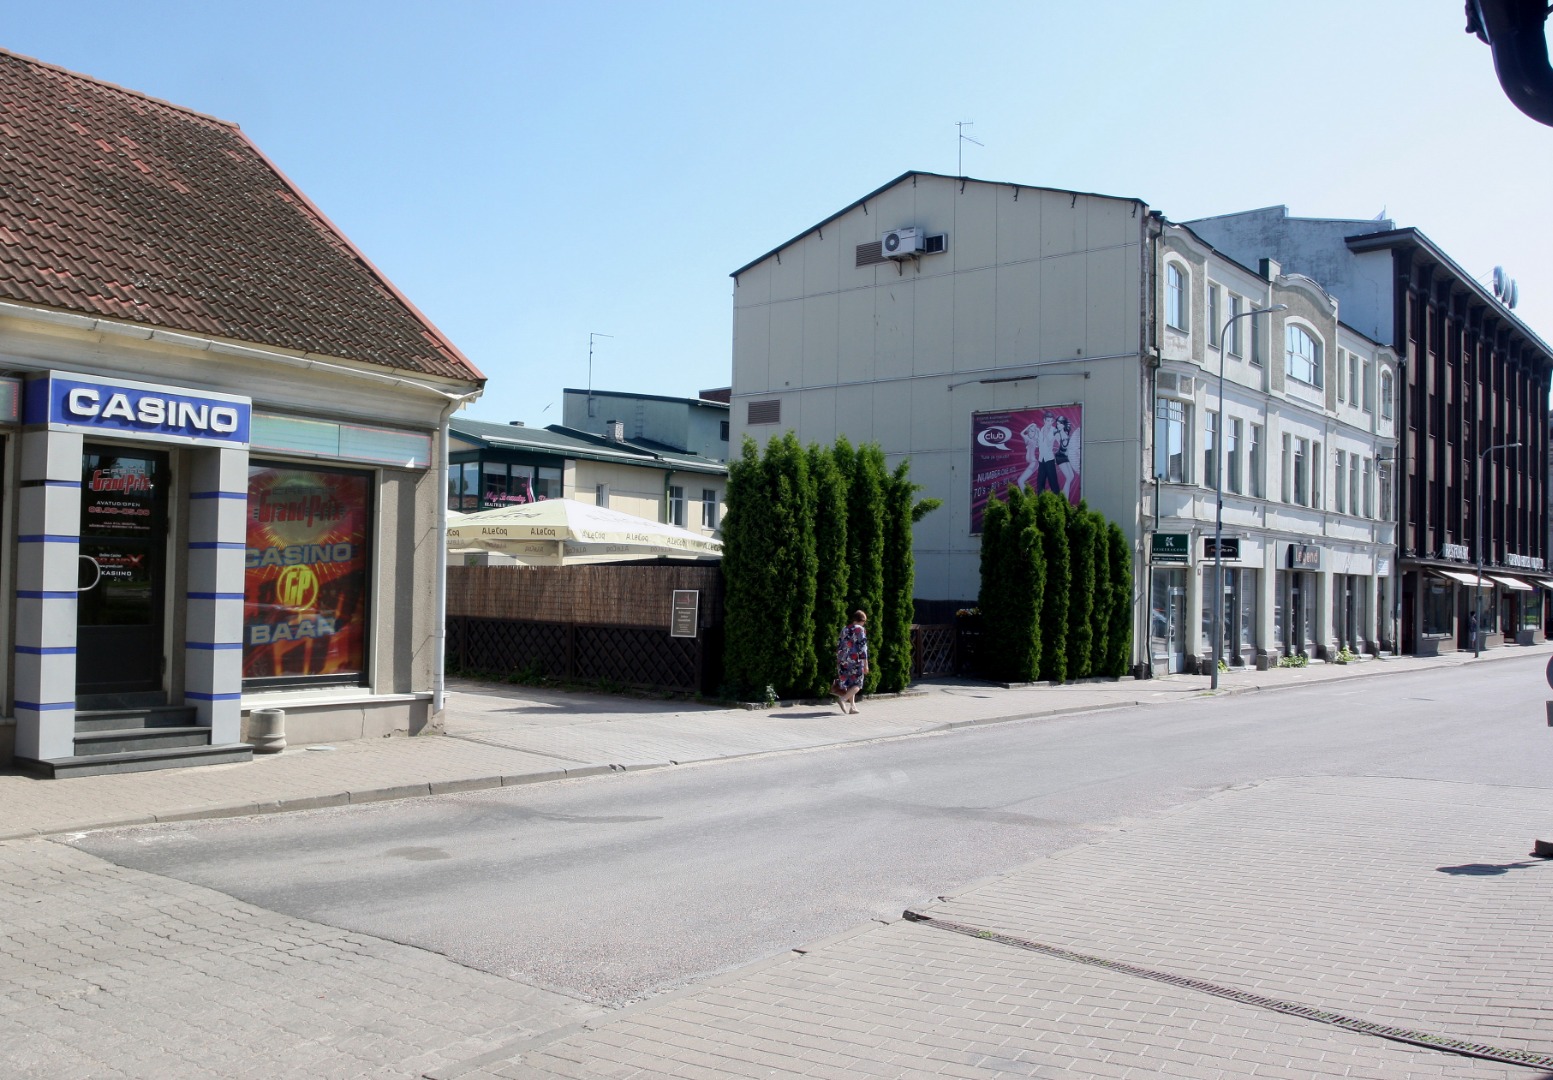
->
[881,227,923,258]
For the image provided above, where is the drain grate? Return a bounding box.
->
[903,911,1553,1071]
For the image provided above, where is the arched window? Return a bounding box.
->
[1284,324,1322,387]
[1166,263,1188,331]
[1380,369,1395,420]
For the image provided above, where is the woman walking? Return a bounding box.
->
[832,610,869,714]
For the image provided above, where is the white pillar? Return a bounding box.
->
[14,429,83,761]
[183,446,249,744]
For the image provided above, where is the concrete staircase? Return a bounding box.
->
[26,706,253,778]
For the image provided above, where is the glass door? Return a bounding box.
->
[77,446,169,699]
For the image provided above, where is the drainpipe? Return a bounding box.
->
[434,392,480,716]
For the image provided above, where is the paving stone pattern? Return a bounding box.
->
[445,777,1550,1080]
[0,840,598,1080]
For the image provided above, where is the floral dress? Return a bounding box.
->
[836,623,868,691]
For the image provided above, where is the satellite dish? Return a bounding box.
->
[1510,280,1520,309]
[1493,266,1506,298]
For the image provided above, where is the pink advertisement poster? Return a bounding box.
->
[970,404,1083,533]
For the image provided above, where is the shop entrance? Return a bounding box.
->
[1149,568,1188,675]
[76,446,169,700]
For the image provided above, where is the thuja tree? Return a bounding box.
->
[720,434,817,699]
[720,437,780,697]
[876,459,920,693]
[1104,521,1133,677]
[807,443,849,693]
[835,438,886,693]
[1087,508,1113,678]
[1064,501,1098,679]
[1034,490,1071,683]
[976,486,1044,682]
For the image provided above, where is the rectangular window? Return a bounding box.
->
[1281,432,1292,503]
[1228,294,1244,356]
[1380,466,1394,521]
[1249,423,1264,498]
[1286,326,1323,387]
[702,488,718,530]
[595,483,609,508]
[1227,417,1242,495]
[1203,410,1218,489]
[1311,441,1321,507]
[719,420,730,441]
[1362,359,1374,413]
[1294,437,1309,506]
[669,485,686,528]
[1154,398,1189,483]
[244,463,372,688]
[1348,353,1359,405]
[1349,453,1360,517]
[533,467,562,501]
[1208,285,1221,347]
[1249,304,1262,365]
[1363,458,1374,518]
[1336,350,1346,403]
[1381,372,1394,420]
[1336,453,1347,513]
[1166,264,1188,331]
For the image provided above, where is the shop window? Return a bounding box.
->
[534,467,561,500]
[244,463,372,688]
[1422,580,1452,636]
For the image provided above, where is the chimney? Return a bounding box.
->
[508,420,525,427]
[1260,257,1280,281]
[608,420,625,442]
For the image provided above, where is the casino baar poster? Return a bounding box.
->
[244,465,370,681]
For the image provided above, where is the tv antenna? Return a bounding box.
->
[587,332,613,417]
[956,121,983,175]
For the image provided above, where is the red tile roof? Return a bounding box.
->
[0,50,482,384]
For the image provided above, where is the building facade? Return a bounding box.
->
[730,173,1413,675]
[449,417,726,538]
[1189,208,1553,655]
[0,50,484,772]
[561,388,731,464]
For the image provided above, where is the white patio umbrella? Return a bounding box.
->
[446,499,721,565]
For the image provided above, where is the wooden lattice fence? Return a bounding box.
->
[445,564,723,692]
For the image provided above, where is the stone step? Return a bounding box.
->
[74,726,212,757]
[74,706,198,733]
[26,743,254,779]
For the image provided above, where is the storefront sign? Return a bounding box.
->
[1202,537,1240,561]
[244,464,370,683]
[25,371,251,447]
[969,404,1083,532]
[1507,552,1546,571]
[1151,533,1189,564]
[670,590,700,638]
[1288,543,1322,570]
[1440,542,1469,562]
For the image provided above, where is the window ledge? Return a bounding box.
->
[241,687,430,711]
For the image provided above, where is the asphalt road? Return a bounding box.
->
[67,656,1553,1007]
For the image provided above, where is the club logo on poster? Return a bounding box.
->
[970,405,1082,533]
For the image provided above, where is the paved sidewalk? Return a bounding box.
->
[442,774,1553,1080]
[3,642,1549,841]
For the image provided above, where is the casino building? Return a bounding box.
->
[0,50,484,774]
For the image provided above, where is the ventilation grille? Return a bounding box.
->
[923,233,948,254]
[747,399,781,425]
[855,241,885,267]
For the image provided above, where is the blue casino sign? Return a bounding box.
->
[25,371,251,447]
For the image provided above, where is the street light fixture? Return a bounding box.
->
[1210,302,1287,691]
[1474,440,1522,658]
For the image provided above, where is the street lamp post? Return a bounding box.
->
[1474,440,1522,658]
[1210,303,1287,691]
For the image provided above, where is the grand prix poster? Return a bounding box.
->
[244,465,370,681]
[970,404,1083,533]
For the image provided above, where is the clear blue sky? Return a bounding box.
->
[7,2,1551,426]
